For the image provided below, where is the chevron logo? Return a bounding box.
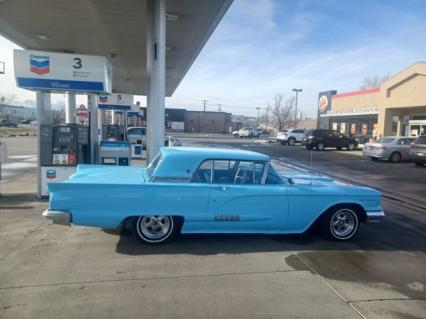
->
[30,54,50,75]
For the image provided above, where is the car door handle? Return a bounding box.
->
[212,186,230,191]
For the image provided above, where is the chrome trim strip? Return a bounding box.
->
[365,210,385,223]
[42,210,71,226]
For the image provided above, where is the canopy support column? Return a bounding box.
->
[88,94,98,164]
[146,0,166,162]
[65,92,76,123]
[36,91,51,198]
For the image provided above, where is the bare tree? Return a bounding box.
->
[359,74,390,90]
[0,91,18,105]
[268,94,295,131]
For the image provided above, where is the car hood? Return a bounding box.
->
[65,165,147,184]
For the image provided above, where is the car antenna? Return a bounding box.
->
[309,149,313,185]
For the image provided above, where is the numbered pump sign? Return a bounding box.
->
[14,50,112,93]
[98,93,132,110]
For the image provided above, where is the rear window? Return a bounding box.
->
[377,138,395,144]
[415,136,426,145]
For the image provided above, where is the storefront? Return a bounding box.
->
[318,62,426,141]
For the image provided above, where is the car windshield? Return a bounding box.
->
[377,138,395,144]
[146,153,162,178]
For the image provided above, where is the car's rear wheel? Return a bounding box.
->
[316,142,325,151]
[135,215,177,244]
[320,207,360,241]
[347,143,356,151]
[389,152,401,163]
[306,145,313,150]
[288,137,296,146]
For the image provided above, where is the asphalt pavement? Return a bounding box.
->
[0,135,425,319]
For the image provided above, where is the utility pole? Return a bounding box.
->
[265,107,269,133]
[292,88,302,128]
[217,104,222,112]
[256,107,261,127]
[201,99,208,112]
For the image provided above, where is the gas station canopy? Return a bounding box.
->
[0,0,232,96]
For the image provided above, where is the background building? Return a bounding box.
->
[0,104,36,121]
[184,111,232,134]
[139,107,232,134]
[318,62,426,141]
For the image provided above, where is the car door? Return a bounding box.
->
[325,131,339,147]
[397,138,413,159]
[207,160,288,233]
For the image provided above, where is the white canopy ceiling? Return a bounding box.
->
[0,0,232,96]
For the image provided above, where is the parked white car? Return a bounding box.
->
[276,128,307,145]
[238,127,259,138]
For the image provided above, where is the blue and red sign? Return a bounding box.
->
[46,170,56,179]
[99,94,108,103]
[30,54,50,75]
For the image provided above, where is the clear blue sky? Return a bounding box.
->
[1,0,426,116]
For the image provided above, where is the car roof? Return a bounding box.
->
[161,147,270,161]
[152,147,270,178]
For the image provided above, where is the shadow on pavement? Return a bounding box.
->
[114,210,426,256]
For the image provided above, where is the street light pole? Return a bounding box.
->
[292,88,302,128]
[256,107,261,127]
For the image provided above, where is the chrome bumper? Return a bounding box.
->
[366,210,385,223]
[42,210,71,226]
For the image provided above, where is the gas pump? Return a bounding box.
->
[97,94,133,166]
[102,124,125,141]
[40,123,90,196]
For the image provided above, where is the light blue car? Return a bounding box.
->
[44,147,384,244]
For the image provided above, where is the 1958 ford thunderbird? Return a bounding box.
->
[44,147,384,244]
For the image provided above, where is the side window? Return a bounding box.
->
[191,160,212,183]
[397,138,410,145]
[213,160,235,184]
[254,162,266,184]
[266,165,283,184]
[234,161,254,184]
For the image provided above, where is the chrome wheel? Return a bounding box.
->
[288,138,296,146]
[329,209,358,240]
[390,152,401,163]
[347,143,355,151]
[316,143,325,151]
[136,215,174,243]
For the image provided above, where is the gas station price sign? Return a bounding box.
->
[98,93,132,110]
[14,50,112,93]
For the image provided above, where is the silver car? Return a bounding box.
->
[363,136,415,163]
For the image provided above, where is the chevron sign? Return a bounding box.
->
[30,54,50,75]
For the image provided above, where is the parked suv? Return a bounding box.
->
[302,129,358,151]
[238,127,261,138]
[0,119,18,127]
[276,128,307,146]
[409,135,426,167]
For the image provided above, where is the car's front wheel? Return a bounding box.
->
[320,207,360,241]
[135,215,177,244]
[389,152,401,163]
[316,142,325,151]
[288,137,296,146]
[347,143,356,151]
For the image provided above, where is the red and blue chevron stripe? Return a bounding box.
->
[30,55,50,75]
